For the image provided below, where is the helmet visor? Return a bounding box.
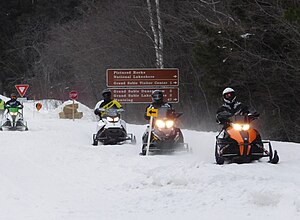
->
[103,92,111,99]
[224,92,235,101]
[152,93,163,101]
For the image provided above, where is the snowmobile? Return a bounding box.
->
[92,108,136,145]
[215,112,279,164]
[0,107,28,131]
[140,106,189,155]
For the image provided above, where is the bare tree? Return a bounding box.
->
[146,0,164,68]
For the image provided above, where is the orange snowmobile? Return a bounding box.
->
[215,112,279,164]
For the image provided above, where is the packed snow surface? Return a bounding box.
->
[0,98,299,220]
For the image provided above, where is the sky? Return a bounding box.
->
[0,95,300,220]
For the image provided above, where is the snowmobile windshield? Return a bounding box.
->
[230,115,250,124]
[103,108,124,117]
[157,107,173,119]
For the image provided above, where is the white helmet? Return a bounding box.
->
[222,87,236,104]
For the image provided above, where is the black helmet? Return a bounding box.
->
[151,90,163,103]
[10,93,17,99]
[102,88,112,100]
[222,87,236,104]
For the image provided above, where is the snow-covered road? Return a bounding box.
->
[0,99,299,220]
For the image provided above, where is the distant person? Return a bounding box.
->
[5,93,23,109]
[94,89,122,119]
[0,97,5,118]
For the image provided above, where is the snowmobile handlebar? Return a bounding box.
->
[247,111,260,118]
[5,105,22,110]
[171,112,183,119]
[229,113,259,124]
[218,111,259,125]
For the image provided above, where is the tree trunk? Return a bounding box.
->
[146,0,164,68]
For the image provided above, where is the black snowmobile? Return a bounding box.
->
[140,106,189,155]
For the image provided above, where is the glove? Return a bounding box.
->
[94,108,101,115]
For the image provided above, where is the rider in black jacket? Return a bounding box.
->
[144,90,173,120]
[216,87,251,140]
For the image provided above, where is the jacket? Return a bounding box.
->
[94,99,122,118]
[5,99,23,109]
[216,101,249,125]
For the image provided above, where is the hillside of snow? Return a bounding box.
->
[0,98,299,220]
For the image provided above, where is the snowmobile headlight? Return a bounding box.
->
[165,120,174,128]
[242,124,250,131]
[10,112,18,116]
[232,123,242,131]
[232,123,250,131]
[156,119,165,128]
[107,116,119,122]
[107,117,114,122]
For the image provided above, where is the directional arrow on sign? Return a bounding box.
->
[147,108,158,117]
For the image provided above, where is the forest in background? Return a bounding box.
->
[0,0,299,142]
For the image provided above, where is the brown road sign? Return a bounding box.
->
[106,69,179,87]
[110,88,179,103]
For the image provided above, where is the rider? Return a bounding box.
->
[216,87,249,125]
[94,88,122,119]
[5,93,23,110]
[216,87,251,140]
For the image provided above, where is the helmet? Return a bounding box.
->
[222,87,236,104]
[10,93,17,100]
[151,90,163,103]
[102,88,112,100]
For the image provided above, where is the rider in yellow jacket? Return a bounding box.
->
[94,89,122,119]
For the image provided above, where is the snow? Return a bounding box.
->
[240,33,253,39]
[0,98,300,220]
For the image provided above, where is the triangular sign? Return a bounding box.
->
[15,84,29,97]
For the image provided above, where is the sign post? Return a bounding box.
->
[69,91,78,121]
[15,84,29,118]
[146,108,158,155]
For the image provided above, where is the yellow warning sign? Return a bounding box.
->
[146,108,158,117]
